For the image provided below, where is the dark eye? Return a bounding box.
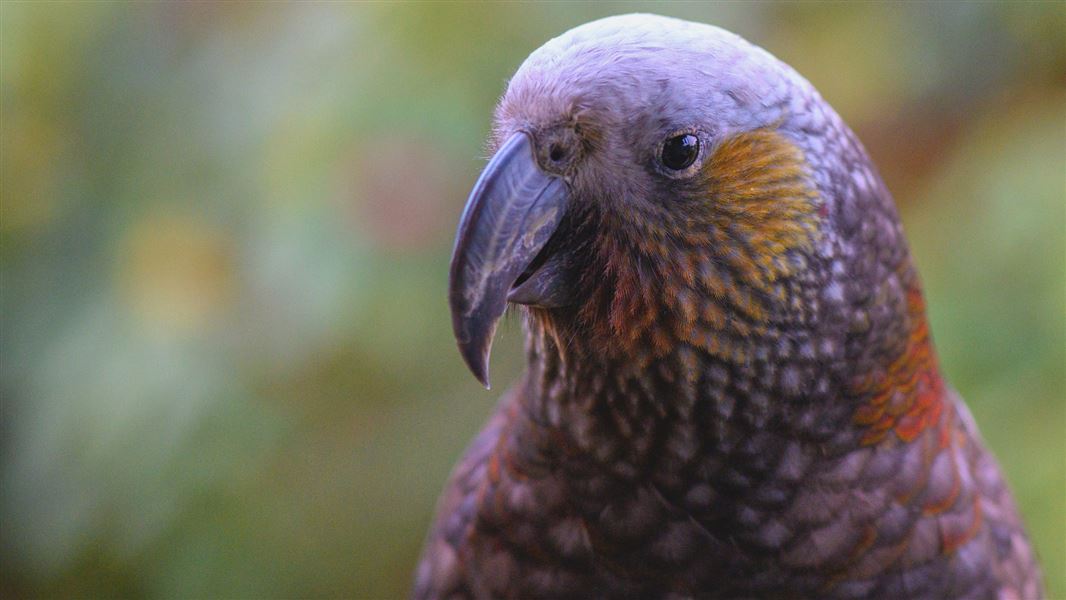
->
[661,134,700,171]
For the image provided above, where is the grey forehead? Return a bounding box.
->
[501,14,813,136]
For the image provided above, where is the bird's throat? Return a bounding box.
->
[513,258,946,477]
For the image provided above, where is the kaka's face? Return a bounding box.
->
[450,15,833,386]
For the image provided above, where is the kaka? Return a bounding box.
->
[415,14,1043,599]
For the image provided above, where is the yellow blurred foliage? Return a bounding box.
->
[117,213,234,335]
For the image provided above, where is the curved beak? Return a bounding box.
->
[448,132,569,388]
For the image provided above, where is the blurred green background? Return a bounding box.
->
[2,3,1063,598]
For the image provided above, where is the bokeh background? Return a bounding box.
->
[2,2,1063,598]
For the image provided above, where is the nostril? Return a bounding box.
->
[549,144,566,163]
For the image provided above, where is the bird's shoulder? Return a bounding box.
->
[800,388,1042,598]
[413,384,594,599]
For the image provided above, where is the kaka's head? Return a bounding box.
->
[450,14,909,398]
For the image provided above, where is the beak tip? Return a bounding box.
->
[457,335,493,390]
[471,358,491,390]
